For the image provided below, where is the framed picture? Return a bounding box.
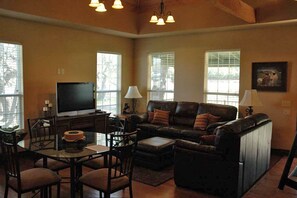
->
[252,62,287,92]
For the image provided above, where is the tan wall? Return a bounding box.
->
[0,16,134,127]
[134,24,297,150]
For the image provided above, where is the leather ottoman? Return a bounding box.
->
[135,137,175,170]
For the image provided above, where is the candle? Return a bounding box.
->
[48,103,53,108]
[45,100,49,105]
[43,107,48,112]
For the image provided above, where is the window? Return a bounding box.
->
[204,51,240,107]
[0,42,24,128]
[148,52,175,101]
[96,52,121,115]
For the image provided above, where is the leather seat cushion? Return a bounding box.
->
[137,137,175,153]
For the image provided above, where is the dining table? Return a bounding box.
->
[18,131,110,198]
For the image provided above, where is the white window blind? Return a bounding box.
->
[204,51,240,107]
[0,42,24,128]
[148,52,175,101]
[96,52,121,115]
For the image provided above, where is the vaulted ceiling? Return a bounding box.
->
[0,0,297,38]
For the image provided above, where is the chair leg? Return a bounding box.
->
[4,184,8,198]
[129,184,133,198]
[49,186,52,197]
[57,183,61,198]
[18,193,21,198]
[80,184,84,198]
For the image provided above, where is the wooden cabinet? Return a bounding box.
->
[56,113,110,134]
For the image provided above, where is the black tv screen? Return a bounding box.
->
[56,82,95,117]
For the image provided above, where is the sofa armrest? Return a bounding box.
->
[130,113,147,131]
[175,139,217,153]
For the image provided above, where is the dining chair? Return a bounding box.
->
[79,131,138,198]
[0,129,61,198]
[81,117,126,169]
[27,116,70,172]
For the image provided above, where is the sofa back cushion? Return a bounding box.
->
[198,103,237,121]
[147,100,177,124]
[174,102,199,126]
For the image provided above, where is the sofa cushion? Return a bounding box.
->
[152,109,170,126]
[198,103,237,121]
[180,129,207,141]
[174,102,199,126]
[157,126,184,139]
[193,113,209,130]
[200,135,216,145]
[137,123,163,131]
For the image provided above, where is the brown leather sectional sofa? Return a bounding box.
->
[130,100,238,142]
[174,113,272,197]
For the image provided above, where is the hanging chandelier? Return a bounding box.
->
[89,0,124,12]
[150,0,175,25]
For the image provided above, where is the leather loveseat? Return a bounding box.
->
[174,113,272,198]
[130,100,237,142]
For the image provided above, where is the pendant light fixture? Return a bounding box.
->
[89,0,124,12]
[150,0,175,25]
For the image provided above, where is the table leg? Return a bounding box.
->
[70,158,76,198]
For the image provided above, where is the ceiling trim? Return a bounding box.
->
[1,8,296,39]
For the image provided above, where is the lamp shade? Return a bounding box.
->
[95,3,107,12]
[89,0,100,7]
[112,0,124,9]
[124,86,142,99]
[239,89,263,107]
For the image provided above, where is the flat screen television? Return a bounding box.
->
[56,82,95,117]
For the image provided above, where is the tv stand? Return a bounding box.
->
[56,113,110,134]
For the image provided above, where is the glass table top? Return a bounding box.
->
[18,131,109,159]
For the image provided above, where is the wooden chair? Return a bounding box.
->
[0,129,61,198]
[27,117,70,172]
[79,131,138,198]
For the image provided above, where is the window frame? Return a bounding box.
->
[0,41,24,128]
[96,52,122,115]
[204,50,240,107]
[147,52,175,101]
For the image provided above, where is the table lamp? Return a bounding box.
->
[124,86,142,114]
[239,89,263,116]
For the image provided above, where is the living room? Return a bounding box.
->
[1,0,297,197]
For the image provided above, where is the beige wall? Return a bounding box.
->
[1,14,297,150]
[134,24,297,150]
[0,16,134,127]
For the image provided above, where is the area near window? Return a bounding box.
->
[96,52,121,115]
[0,42,24,128]
[204,50,240,107]
[148,52,175,101]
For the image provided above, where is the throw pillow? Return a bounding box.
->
[200,135,216,145]
[208,114,221,124]
[147,111,154,123]
[151,109,170,126]
[193,113,209,130]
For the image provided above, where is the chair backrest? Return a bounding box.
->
[27,116,57,148]
[0,130,22,188]
[107,131,138,189]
